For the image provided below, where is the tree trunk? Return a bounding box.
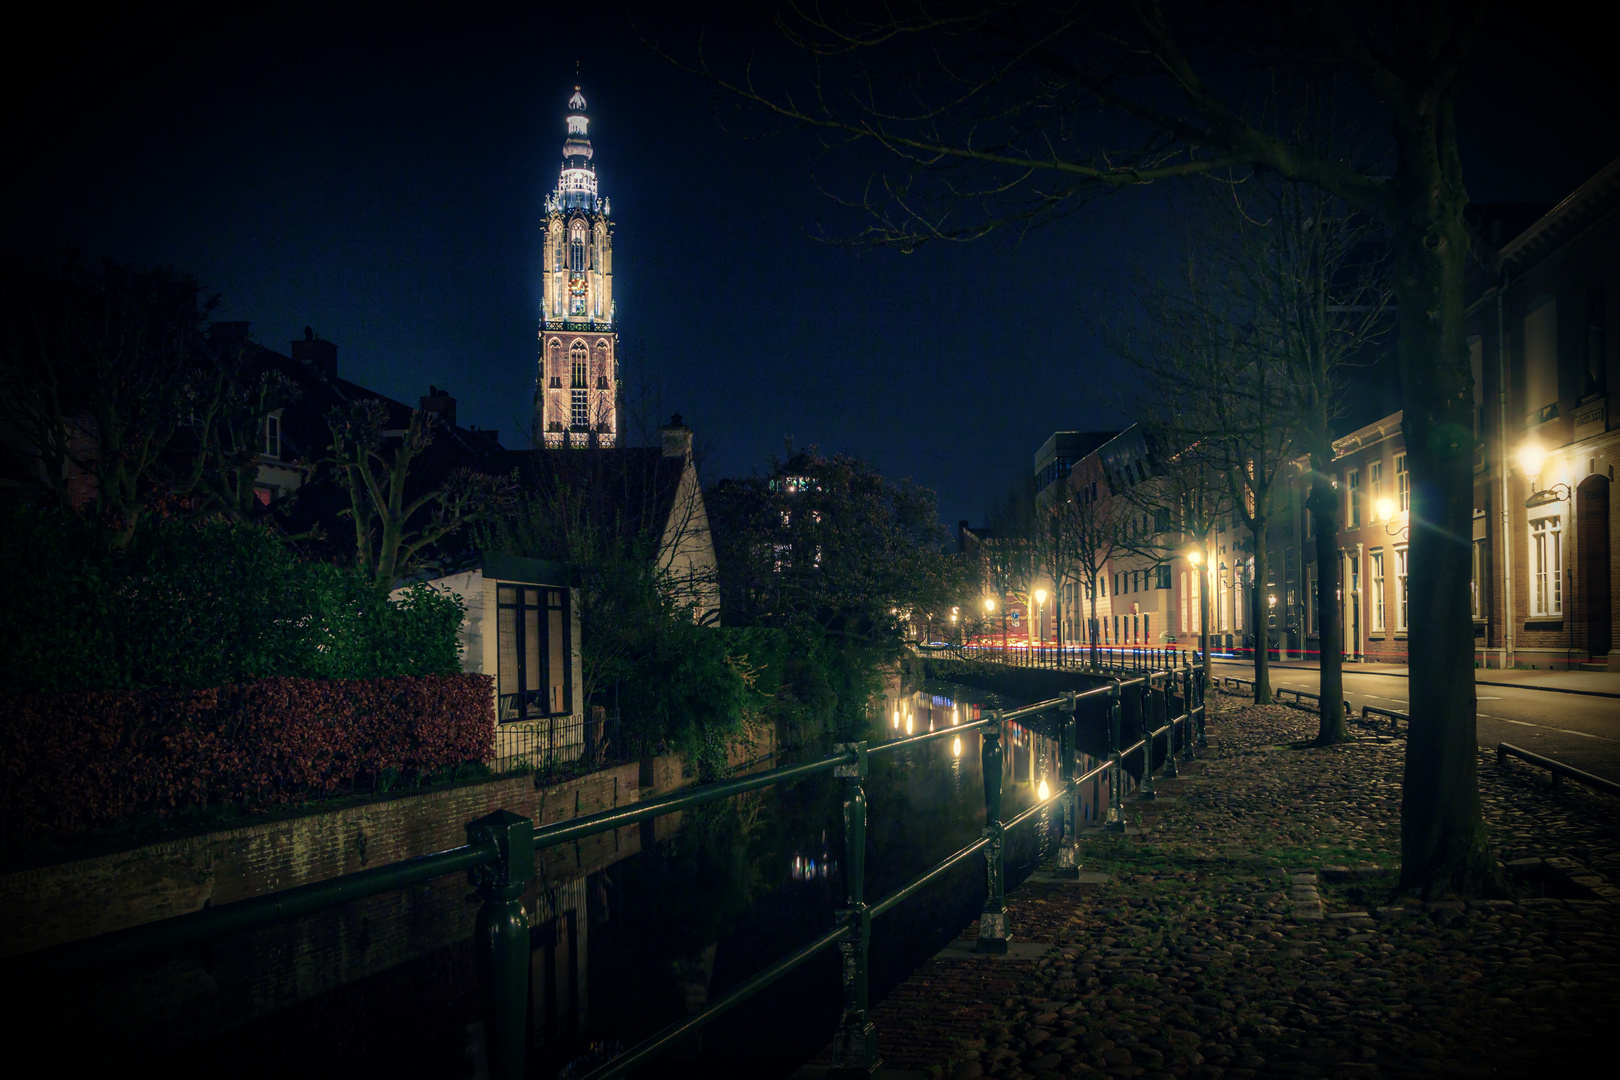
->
[1310,463,1347,743]
[1393,113,1494,897]
[1250,523,1273,703]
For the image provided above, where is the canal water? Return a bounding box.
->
[142,676,1131,1080]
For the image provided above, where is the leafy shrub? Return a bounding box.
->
[0,506,464,694]
[0,674,495,839]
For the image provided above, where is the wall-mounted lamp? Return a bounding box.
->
[1519,442,1571,509]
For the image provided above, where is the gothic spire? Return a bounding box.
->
[551,85,602,213]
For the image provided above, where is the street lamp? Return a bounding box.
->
[1034,588,1047,646]
[1519,441,1571,508]
[1376,496,1409,538]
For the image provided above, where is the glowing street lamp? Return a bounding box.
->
[1034,588,1048,645]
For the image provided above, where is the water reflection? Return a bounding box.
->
[135,675,1129,1080]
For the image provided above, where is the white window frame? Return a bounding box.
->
[1369,549,1386,632]
[1394,545,1409,632]
[1529,513,1563,617]
[1370,460,1384,513]
[1396,453,1409,512]
[263,412,282,459]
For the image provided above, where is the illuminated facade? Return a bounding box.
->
[536,86,618,448]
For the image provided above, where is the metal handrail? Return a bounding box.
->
[1497,743,1620,797]
[2,839,493,983]
[3,675,1207,1080]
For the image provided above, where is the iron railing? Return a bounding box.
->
[0,669,1207,1080]
[958,643,1194,675]
[1496,743,1620,797]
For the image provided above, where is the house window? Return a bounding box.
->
[1155,564,1171,589]
[497,585,570,721]
[1370,460,1383,514]
[263,414,281,458]
[1370,549,1386,632]
[1471,538,1485,619]
[1530,515,1563,616]
[1346,469,1360,527]
[1395,546,1409,631]
[571,389,588,429]
[1396,453,1409,512]
[1524,297,1558,423]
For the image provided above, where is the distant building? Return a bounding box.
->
[536,86,619,449]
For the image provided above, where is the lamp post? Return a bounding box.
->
[1187,546,1210,695]
[985,597,1003,652]
[1034,588,1047,650]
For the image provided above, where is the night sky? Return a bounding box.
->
[6,4,1617,531]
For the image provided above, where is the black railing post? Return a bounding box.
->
[1138,676,1158,800]
[1195,668,1209,747]
[1181,668,1197,763]
[1162,672,1180,779]
[1105,683,1125,832]
[978,711,1009,952]
[829,742,880,1078]
[1055,692,1081,879]
[467,809,534,1080]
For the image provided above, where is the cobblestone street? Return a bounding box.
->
[843,696,1620,1080]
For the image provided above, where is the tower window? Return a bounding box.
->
[570,342,588,387]
[570,227,585,275]
[571,389,588,429]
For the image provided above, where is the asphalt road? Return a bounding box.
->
[1208,659,1620,784]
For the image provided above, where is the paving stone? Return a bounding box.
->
[809,696,1620,1076]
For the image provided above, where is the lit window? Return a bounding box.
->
[1370,549,1386,632]
[1395,546,1409,631]
[1346,469,1360,528]
[571,389,588,429]
[570,226,585,275]
[1530,515,1563,616]
[1370,460,1383,513]
[1396,454,1409,512]
[571,342,589,388]
[1471,538,1485,620]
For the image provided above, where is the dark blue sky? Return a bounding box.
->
[6,4,1616,530]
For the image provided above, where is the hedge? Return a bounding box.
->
[0,674,495,840]
[0,506,466,695]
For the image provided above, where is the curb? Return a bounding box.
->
[1210,662,1620,700]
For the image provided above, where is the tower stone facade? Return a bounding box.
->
[536,87,617,448]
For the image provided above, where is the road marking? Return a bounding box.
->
[1477,696,1502,700]
[1477,715,1620,743]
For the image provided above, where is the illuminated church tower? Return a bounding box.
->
[536,86,617,448]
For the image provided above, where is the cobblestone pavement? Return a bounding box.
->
[852,697,1620,1080]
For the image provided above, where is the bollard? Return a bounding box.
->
[1104,683,1126,832]
[1137,676,1158,800]
[467,809,534,1080]
[1180,668,1197,763]
[978,712,1009,952]
[829,742,881,1078]
[1162,673,1180,780]
[1055,692,1081,879]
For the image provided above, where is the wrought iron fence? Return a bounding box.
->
[1,670,1207,1080]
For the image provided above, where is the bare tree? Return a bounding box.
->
[670,0,1497,894]
[321,401,514,591]
[1055,459,1133,667]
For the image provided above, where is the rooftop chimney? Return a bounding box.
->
[660,413,692,460]
[419,385,457,427]
[291,327,337,379]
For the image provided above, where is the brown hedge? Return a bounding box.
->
[0,674,495,839]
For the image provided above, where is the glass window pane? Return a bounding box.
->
[550,608,567,714]
[498,604,518,698]
[525,606,542,703]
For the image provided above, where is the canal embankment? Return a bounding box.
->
[805,695,1620,1078]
